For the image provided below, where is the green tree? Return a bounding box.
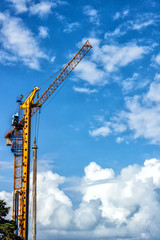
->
[0,199,23,240]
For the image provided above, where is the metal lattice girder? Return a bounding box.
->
[31,40,92,116]
[12,129,23,232]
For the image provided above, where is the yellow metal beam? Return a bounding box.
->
[20,87,40,239]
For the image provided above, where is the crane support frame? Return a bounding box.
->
[19,87,40,239]
[4,40,92,239]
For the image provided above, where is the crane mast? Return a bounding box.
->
[4,40,92,239]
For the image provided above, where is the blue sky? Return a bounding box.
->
[1,0,160,239]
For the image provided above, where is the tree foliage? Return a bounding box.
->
[0,199,23,240]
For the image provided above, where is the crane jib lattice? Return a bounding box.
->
[31,40,92,116]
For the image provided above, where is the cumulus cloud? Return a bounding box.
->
[115,77,160,144]
[7,0,30,13]
[89,73,160,144]
[29,2,56,17]
[74,38,148,87]
[81,159,160,239]
[122,94,160,144]
[89,116,126,138]
[100,44,148,72]
[0,12,47,69]
[36,171,72,228]
[2,159,160,239]
[89,123,111,137]
[75,60,106,86]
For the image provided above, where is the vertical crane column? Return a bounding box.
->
[20,87,40,240]
[21,105,31,239]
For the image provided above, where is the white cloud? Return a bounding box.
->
[132,19,155,30]
[73,86,97,94]
[106,13,158,39]
[36,171,72,228]
[0,50,18,65]
[7,0,29,13]
[63,22,80,33]
[105,27,125,38]
[116,136,124,143]
[131,13,158,31]
[50,56,56,63]
[145,80,160,102]
[93,77,160,144]
[0,12,47,69]
[74,38,148,87]
[84,162,114,182]
[155,53,160,65]
[89,123,111,137]
[113,9,129,20]
[7,0,67,16]
[121,72,149,93]
[122,94,160,144]
[82,159,160,238]
[38,26,49,38]
[74,199,102,230]
[100,44,149,72]
[29,1,56,17]
[2,159,160,239]
[83,5,100,25]
[75,60,106,86]
[89,117,127,138]
[122,73,139,92]
[0,191,12,219]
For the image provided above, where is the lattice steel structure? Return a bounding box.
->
[4,40,92,240]
[11,128,23,235]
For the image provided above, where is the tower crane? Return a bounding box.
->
[4,40,92,240]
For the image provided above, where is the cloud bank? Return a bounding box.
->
[1,159,160,239]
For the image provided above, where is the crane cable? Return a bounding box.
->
[41,73,70,113]
[22,65,67,98]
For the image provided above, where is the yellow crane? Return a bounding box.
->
[4,40,92,240]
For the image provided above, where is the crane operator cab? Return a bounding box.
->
[12,113,19,126]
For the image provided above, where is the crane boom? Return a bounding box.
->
[4,40,92,138]
[32,40,92,116]
[4,40,92,240]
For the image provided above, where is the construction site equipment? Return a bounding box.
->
[4,40,92,240]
